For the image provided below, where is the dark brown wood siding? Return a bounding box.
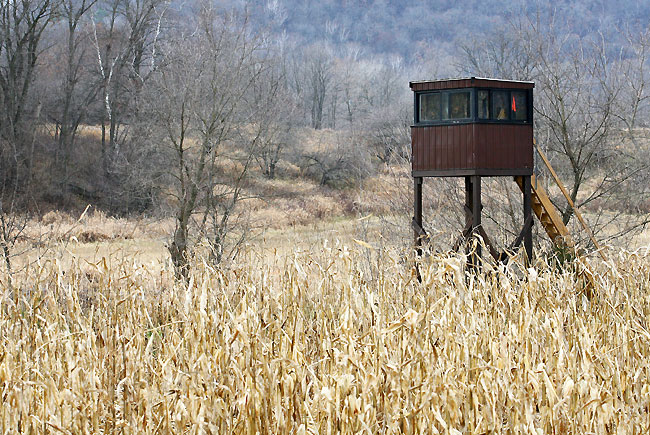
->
[412,124,476,172]
[474,124,532,170]
[412,124,532,174]
[410,78,534,176]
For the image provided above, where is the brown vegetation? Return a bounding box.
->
[1,244,649,433]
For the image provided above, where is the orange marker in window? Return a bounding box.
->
[512,95,516,112]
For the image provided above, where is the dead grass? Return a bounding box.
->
[1,240,650,433]
[2,121,650,431]
[30,208,170,244]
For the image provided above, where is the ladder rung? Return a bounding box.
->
[516,174,575,248]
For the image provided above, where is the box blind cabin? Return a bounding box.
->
[410,78,535,268]
[411,78,534,176]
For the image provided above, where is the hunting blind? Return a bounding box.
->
[410,78,535,266]
[410,77,606,275]
[411,78,534,176]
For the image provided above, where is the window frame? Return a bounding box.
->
[510,90,529,121]
[477,89,490,120]
[418,92,443,122]
[414,88,532,126]
[414,89,474,125]
[490,90,511,121]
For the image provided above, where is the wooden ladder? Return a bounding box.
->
[516,140,607,262]
[515,174,574,248]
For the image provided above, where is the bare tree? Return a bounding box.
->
[91,0,166,176]
[254,95,296,180]
[48,0,99,180]
[336,48,364,126]
[0,194,28,281]
[247,57,297,179]
[0,0,55,177]
[459,14,650,246]
[147,6,275,277]
[0,0,57,277]
[305,43,334,130]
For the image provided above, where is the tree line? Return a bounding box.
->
[1,0,649,277]
[0,0,413,276]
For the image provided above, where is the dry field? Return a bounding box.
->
[1,221,650,433]
[3,123,645,433]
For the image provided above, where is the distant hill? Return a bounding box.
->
[209,0,650,61]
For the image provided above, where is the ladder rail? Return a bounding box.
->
[516,175,572,246]
[534,139,607,261]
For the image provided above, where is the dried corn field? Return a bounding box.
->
[1,245,650,434]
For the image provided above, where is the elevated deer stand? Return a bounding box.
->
[410,78,534,270]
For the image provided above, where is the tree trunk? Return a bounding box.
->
[169,221,190,280]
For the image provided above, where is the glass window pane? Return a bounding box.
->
[448,92,470,119]
[419,93,441,121]
[512,91,527,120]
[478,90,489,119]
[492,91,509,120]
[442,93,449,119]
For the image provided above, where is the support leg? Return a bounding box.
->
[465,176,482,272]
[414,177,423,255]
[465,176,472,263]
[464,176,472,239]
[523,175,533,264]
[471,175,482,270]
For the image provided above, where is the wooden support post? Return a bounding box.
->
[464,176,472,228]
[464,177,472,260]
[523,175,533,263]
[414,177,423,255]
[472,175,482,269]
[465,176,482,272]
